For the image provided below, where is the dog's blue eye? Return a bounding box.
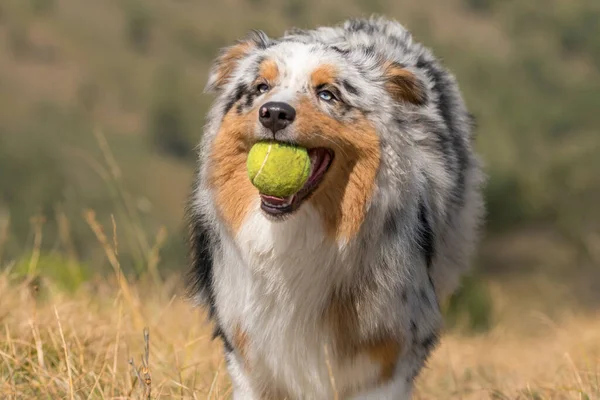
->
[257,83,270,94]
[318,90,335,102]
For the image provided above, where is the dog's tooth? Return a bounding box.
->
[309,153,317,176]
[283,196,294,207]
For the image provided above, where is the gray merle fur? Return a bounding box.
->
[187,16,485,399]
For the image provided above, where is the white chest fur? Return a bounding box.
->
[213,203,384,398]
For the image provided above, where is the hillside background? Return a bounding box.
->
[0,0,599,330]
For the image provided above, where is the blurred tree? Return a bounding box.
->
[283,0,307,26]
[7,20,31,58]
[30,0,55,15]
[148,65,194,160]
[464,0,496,13]
[77,80,101,115]
[123,0,153,54]
[445,273,494,332]
[0,131,66,253]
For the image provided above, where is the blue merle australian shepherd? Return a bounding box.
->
[186,16,484,400]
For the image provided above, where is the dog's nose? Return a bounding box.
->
[259,102,296,134]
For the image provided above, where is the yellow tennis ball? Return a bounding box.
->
[247,141,310,198]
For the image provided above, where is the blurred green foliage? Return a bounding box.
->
[29,0,55,16]
[445,274,494,333]
[123,0,153,54]
[148,65,195,160]
[13,253,90,294]
[0,0,599,330]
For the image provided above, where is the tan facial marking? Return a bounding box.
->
[294,97,380,240]
[209,110,257,233]
[259,59,280,83]
[311,64,337,88]
[385,63,427,105]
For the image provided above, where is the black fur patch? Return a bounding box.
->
[383,206,401,239]
[417,201,435,269]
[394,117,408,131]
[428,273,436,295]
[330,45,350,56]
[406,328,440,382]
[346,19,371,33]
[223,83,247,115]
[248,29,272,50]
[407,331,439,382]
[417,57,468,208]
[213,326,234,353]
[341,79,360,96]
[420,332,439,353]
[186,211,217,317]
[388,35,409,54]
[401,290,408,302]
[244,92,256,108]
[364,45,377,58]
[186,207,233,350]
[337,101,354,119]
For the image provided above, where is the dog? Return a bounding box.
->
[187,16,484,399]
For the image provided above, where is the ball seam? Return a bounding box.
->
[253,143,272,184]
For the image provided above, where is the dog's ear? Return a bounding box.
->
[205,30,271,93]
[384,62,427,105]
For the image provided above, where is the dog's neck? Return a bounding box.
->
[233,202,358,310]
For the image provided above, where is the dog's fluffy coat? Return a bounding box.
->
[187,17,484,399]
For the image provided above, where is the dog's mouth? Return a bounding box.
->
[260,147,333,217]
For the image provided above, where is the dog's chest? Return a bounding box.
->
[213,205,381,398]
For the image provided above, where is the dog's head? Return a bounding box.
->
[200,21,432,241]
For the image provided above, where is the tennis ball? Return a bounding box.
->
[247,141,310,198]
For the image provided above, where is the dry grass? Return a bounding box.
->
[0,266,598,399]
[0,269,228,399]
[417,315,600,399]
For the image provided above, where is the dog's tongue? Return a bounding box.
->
[260,194,294,207]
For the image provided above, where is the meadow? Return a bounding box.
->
[1,0,599,398]
[2,254,599,399]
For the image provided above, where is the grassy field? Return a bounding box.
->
[2,265,599,400]
[1,211,598,400]
[1,0,599,398]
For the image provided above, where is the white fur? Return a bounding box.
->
[263,43,342,106]
[214,202,409,399]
